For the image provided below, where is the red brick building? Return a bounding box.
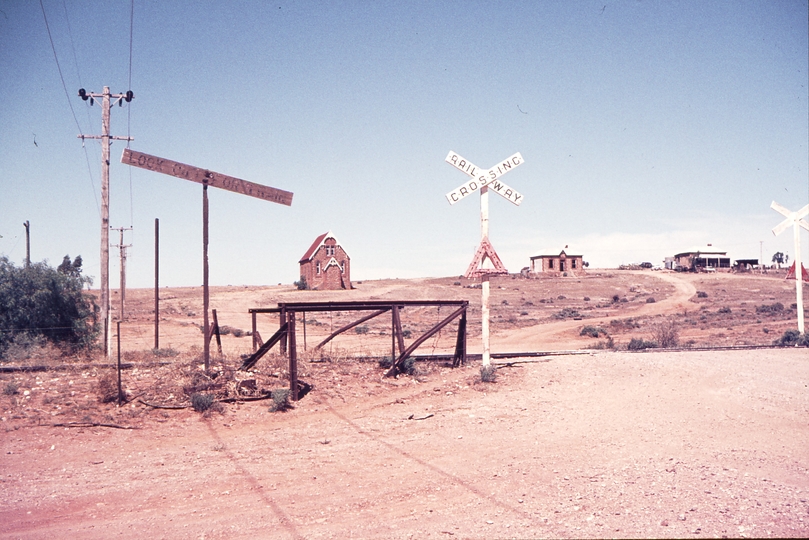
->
[298,232,351,290]
[529,248,585,276]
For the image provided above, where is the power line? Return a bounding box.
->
[39,0,80,132]
[41,0,101,218]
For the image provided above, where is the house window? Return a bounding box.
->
[316,261,321,274]
[340,261,345,274]
[572,259,577,269]
[548,259,554,270]
[325,245,335,256]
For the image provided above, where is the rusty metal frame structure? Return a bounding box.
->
[241,300,468,400]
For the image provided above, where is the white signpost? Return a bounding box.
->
[444,151,524,367]
[770,201,809,333]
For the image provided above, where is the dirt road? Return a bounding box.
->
[498,271,697,351]
[2,348,808,539]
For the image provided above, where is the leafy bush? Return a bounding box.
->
[554,308,582,320]
[0,256,97,358]
[717,307,731,314]
[294,276,308,290]
[480,364,497,383]
[756,303,784,314]
[354,325,369,334]
[402,329,412,339]
[627,338,657,351]
[401,357,416,376]
[773,330,809,347]
[190,393,215,412]
[646,297,655,303]
[268,388,291,412]
[3,381,19,396]
[580,325,607,338]
[152,347,179,358]
[696,291,708,298]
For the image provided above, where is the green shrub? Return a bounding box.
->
[3,381,19,396]
[628,338,657,351]
[773,330,809,347]
[554,308,582,320]
[646,297,656,303]
[293,276,308,290]
[580,325,607,338]
[152,347,179,358]
[756,303,784,314]
[696,291,708,298]
[480,365,497,383]
[269,388,291,412]
[190,393,215,412]
[0,256,97,357]
[401,357,416,376]
[354,325,369,334]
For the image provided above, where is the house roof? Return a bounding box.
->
[530,248,582,259]
[299,231,346,263]
[674,247,728,258]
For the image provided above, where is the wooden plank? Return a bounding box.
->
[121,148,293,206]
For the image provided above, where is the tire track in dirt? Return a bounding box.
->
[325,405,542,525]
[205,422,304,540]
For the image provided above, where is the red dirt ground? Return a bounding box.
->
[1,270,808,538]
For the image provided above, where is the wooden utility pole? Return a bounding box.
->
[23,221,30,268]
[77,87,134,357]
[154,218,159,351]
[112,227,132,320]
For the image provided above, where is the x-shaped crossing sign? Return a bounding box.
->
[444,151,524,206]
[771,201,809,236]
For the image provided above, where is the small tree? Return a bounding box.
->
[294,275,308,290]
[0,256,97,357]
[772,252,785,269]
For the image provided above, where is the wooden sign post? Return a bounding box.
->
[444,151,524,366]
[122,148,293,371]
[771,201,809,334]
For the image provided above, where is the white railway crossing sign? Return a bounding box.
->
[445,151,524,206]
[770,200,809,333]
[443,149,526,368]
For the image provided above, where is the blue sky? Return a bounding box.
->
[1,0,807,287]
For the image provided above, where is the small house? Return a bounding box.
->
[673,246,730,272]
[298,231,351,290]
[529,248,585,276]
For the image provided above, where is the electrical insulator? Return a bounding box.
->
[125,90,134,102]
[78,88,88,100]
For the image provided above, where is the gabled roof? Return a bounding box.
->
[530,248,581,259]
[299,231,345,263]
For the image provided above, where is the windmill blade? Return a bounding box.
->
[772,218,792,237]
[770,201,792,218]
